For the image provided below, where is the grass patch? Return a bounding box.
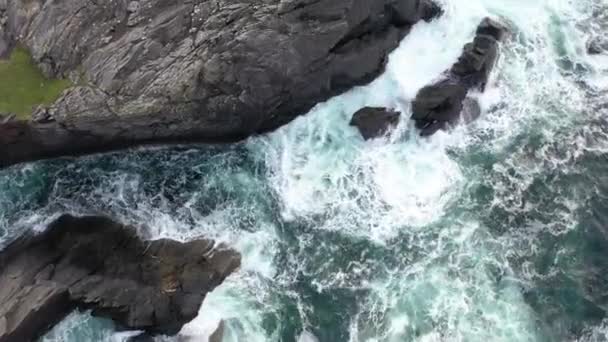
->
[0,48,72,119]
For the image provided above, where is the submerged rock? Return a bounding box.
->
[209,320,225,342]
[588,38,608,55]
[0,0,442,168]
[586,6,608,55]
[0,215,241,342]
[350,107,401,140]
[411,17,506,136]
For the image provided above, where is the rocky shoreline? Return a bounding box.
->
[0,215,240,342]
[0,1,445,339]
[0,0,441,168]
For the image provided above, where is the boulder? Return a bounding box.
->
[0,0,442,168]
[0,215,241,342]
[411,17,506,136]
[350,107,401,140]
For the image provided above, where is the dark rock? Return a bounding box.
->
[0,0,442,168]
[420,0,444,22]
[411,18,506,136]
[209,320,225,342]
[412,80,468,123]
[350,107,401,140]
[127,332,155,342]
[0,214,241,342]
[588,38,608,55]
[389,0,442,25]
[0,113,15,124]
[0,282,72,342]
[32,106,54,123]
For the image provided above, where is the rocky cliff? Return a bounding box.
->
[0,0,440,167]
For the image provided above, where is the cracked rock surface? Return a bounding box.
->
[0,214,241,342]
[0,0,439,167]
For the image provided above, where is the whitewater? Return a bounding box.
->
[1,0,608,341]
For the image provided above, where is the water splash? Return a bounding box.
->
[1,0,607,341]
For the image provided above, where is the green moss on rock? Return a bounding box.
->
[0,48,71,119]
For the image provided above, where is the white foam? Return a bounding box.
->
[4,0,602,340]
[249,0,596,340]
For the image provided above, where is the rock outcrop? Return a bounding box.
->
[411,18,506,136]
[347,18,503,140]
[0,0,441,168]
[350,107,401,140]
[0,214,241,342]
[588,39,608,55]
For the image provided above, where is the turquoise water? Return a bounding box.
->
[2,0,608,341]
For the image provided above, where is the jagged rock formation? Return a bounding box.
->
[347,18,503,139]
[0,0,441,167]
[350,107,401,140]
[0,215,241,342]
[411,18,506,136]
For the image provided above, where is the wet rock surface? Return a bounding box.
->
[411,18,506,136]
[350,107,401,140]
[0,0,440,168]
[0,214,241,342]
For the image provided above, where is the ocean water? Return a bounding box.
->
[2,0,608,341]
